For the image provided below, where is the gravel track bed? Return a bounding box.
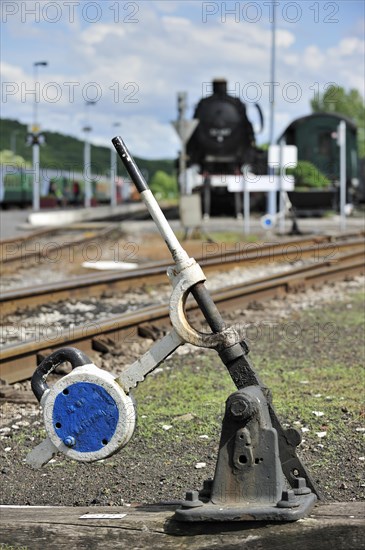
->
[1,229,336,292]
[0,229,131,291]
[1,259,313,346]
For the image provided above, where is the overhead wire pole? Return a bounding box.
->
[267,0,277,218]
[278,137,285,233]
[83,101,96,208]
[83,126,92,208]
[32,61,48,211]
[177,92,188,195]
[33,62,47,134]
[339,120,347,231]
[10,130,19,154]
[269,0,276,146]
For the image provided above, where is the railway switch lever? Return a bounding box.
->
[26,137,319,522]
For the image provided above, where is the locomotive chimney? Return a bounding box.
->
[212,78,227,95]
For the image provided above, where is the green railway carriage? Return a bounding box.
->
[0,169,112,207]
[280,112,358,186]
[0,169,33,206]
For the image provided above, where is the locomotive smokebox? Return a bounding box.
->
[212,78,227,95]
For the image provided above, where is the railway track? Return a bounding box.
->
[0,223,122,269]
[0,204,178,270]
[1,233,364,315]
[1,245,363,385]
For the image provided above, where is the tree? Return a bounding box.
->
[287,160,331,189]
[311,86,365,158]
[0,118,175,177]
[0,149,31,167]
[150,170,178,199]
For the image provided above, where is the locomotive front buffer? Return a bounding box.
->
[26,137,320,522]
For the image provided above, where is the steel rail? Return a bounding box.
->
[1,235,364,315]
[1,249,363,384]
[0,203,176,265]
[0,226,61,247]
[0,224,121,266]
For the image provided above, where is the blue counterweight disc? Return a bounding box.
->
[53,382,119,453]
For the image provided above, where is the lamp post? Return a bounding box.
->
[83,101,96,208]
[32,61,48,211]
[110,122,120,207]
[338,120,347,231]
[33,61,48,129]
[267,0,277,218]
[269,1,276,147]
[10,130,19,155]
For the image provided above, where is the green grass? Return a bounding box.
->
[263,359,363,426]
[207,231,259,243]
[175,230,259,243]
[133,351,233,443]
[132,289,364,444]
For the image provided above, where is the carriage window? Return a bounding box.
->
[318,132,332,155]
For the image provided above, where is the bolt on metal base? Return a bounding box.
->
[175,493,317,522]
[175,386,317,522]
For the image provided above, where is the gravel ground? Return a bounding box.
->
[0,276,364,507]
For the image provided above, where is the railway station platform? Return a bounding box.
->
[0,203,149,239]
[1,205,364,241]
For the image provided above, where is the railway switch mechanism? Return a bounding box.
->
[26,137,320,522]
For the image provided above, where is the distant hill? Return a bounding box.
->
[0,118,174,180]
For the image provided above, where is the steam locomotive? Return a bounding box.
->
[184,79,266,216]
[183,80,362,217]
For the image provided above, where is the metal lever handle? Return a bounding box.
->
[112,136,190,269]
[111,136,149,194]
[112,136,225,333]
[31,347,92,402]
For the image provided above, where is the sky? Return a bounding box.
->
[1,0,364,159]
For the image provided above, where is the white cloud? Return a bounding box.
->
[154,1,180,14]
[303,46,325,70]
[282,53,299,66]
[97,115,180,159]
[276,29,296,48]
[328,37,365,57]
[1,62,26,81]
[162,16,191,27]
[2,3,364,157]
[80,24,126,45]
